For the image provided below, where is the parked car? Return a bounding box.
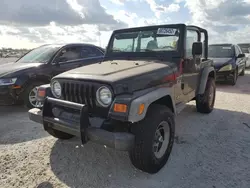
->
[0,43,104,108]
[208,43,246,85]
[28,24,216,174]
[238,43,250,68]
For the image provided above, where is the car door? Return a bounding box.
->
[50,45,86,77]
[182,29,201,96]
[235,45,245,73]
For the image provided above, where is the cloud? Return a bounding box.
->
[145,0,180,18]
[0,0,126,29]
[109,0,126,5]
[183,0,250,43]
[0,22,104,49]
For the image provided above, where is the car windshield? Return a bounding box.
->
[16,45,61,63]
[208,45,234,58]
[109,27,180,53]
[238,44,250,53]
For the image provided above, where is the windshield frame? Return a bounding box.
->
[15,44,62,64]
[105,24,185,60]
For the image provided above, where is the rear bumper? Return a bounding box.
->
[28,97,134,151]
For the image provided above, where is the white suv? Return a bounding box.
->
[238,43,250,68]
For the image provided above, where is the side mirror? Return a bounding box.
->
[237,54,245,58]
[192,42,203,56]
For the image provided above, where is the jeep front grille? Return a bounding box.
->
[61,81,97,109]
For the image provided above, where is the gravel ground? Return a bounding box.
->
[0,59,250,188]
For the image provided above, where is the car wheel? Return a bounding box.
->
[230,68,238,85]
[129,104,175,174]
[46,128,74,140]
[239,64,245,76]
[23,81,45,109]
[196,77,216,114]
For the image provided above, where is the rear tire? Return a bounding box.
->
[46,128,74,140]
[129,104,175,174]
[196,77,216,114]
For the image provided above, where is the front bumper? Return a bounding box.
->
[28,97,135,151]
[0,86,20,105]
[215,70,235,81]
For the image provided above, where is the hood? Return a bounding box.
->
[210,58,234,69]
[0,62,43,77]
[55,60,175,92]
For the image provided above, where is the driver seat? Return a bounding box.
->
[146,40,158,51]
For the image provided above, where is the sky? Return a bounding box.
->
[0,0,250,49]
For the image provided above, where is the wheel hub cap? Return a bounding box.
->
[153,121,170,159]
[208,85,214,106]
[29,87,43,108]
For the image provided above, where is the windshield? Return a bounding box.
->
[16,45,61,63]
[208,45,234,58]
[238,44,250,53]
[109,27,180,53]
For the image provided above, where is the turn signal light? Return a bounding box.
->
[37,88,46,98]
[114,103,127,113]
[138,103,145,115]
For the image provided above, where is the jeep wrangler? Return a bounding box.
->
[28,24,216,174]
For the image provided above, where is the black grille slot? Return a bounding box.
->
[61,82,97,109]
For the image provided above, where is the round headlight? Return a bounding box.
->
[51,80,61,98]
[96,86,112,107]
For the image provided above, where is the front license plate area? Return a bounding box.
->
[43,97,90,144]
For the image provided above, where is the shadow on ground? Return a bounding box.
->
[49,104,250,188]
[36,181,54,188]
[0,105,49,144]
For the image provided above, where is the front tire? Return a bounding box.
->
[129,104,175,174]
[23,81,45,109]
[46,128,74,140]
[239,64,245,76]
[196,77,216,114]
[230,68,238,85]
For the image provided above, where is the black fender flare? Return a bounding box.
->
[196,66,216,95]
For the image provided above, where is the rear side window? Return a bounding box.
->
[80,46,104,58]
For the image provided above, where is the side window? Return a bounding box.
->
[56,46,82,63]
[80,46,104,58]
[236,45,242,54]
[235,46,240,57]
[112,38,134,52]
[186,30,198,57]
